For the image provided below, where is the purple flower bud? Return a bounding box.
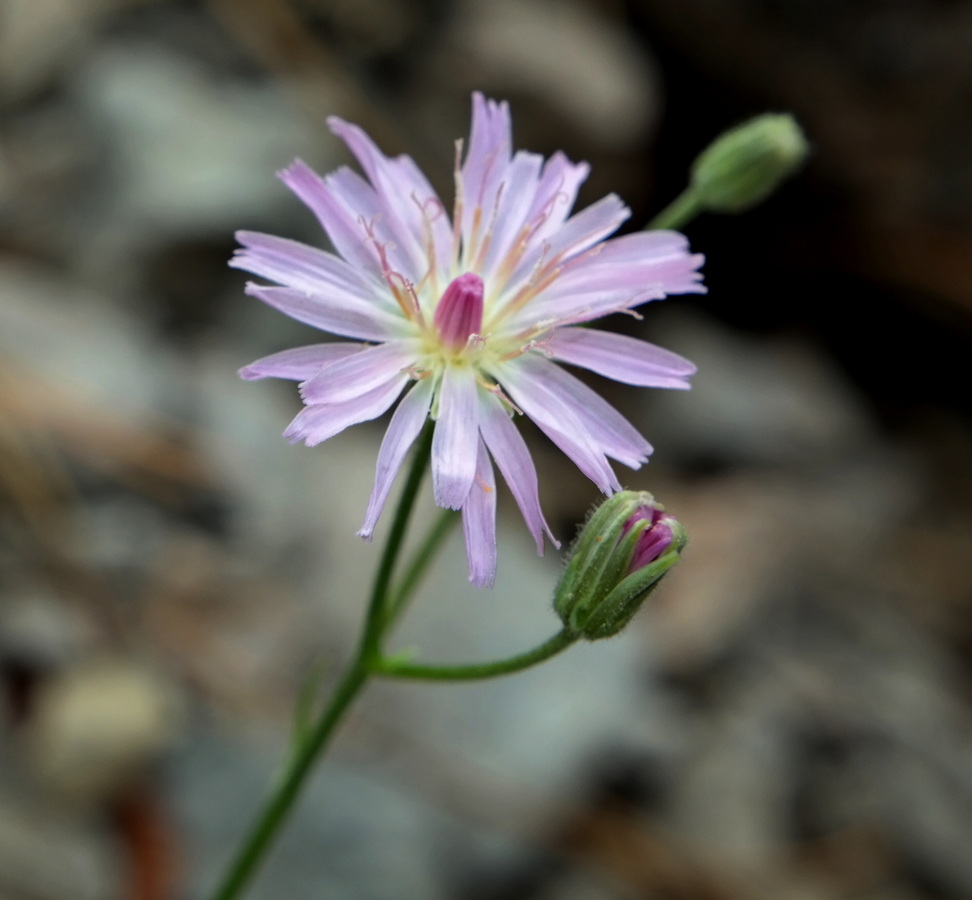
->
[623,505,675,574]
[554,491,686,640]
[433,273,484,351]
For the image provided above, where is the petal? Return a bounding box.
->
[463,93,512,205]
[505,194,630,294]
[499,360,620,494]
[479,151,543,278]
[460,94,513,263]
[299,340,418,404]
[431,365,480,509]
[282,375,408,447]
[461,439,497,588]
[543,328,696,389]
[328,117,452,282]
[239,342,366,381]
[245,283,407,342]
[543,194,631,264]
[358,378,434,539]
[277,160,383,275]
[478,392,557,554]
[322,166,422,281]
[515,354,652,468]
[556,231,706,295]
[527,151,590,244]
[513,231,705,327]
[232,231,383,300]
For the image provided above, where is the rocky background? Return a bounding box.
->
[1,1,971,898]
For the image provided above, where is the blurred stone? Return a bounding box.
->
[446,0,659,149]
[0,792,119,900]
[25,657,184,804]
[67,40,315,284]
[647,309,878,468]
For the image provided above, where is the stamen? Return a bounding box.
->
[474,475,493,494]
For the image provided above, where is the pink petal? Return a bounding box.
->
[277,160,383,275]
[328,117,452,282]
[527,152,590,245]
[512,231,705,328]
[543,328,696,389]
[232,231,382,300]
[323,162,424,284]
[245,283,406,342]
[499,360,620,494]
[516,355,652,468]
[299,340,418,404]
[478,392,557,554]
[479,151,543,279]
[431,365,480,509]
[282,375,408,447]
[358,378,434,539]
[239,342,365,381]
[461,439,497,588]
[460,94,513,259]
[509,194,629,289]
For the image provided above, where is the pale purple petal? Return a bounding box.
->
[431,365,480,509]
[526,151,590,245]
[232,231,385,301]
[323,162,423,283]
[543,328,696,389]
[512,231,705,327]
[277,160,383,275]
[358,378,434,539]
[506,194,629,292]
[498,360,620,494]
[460,94,512,260]
[479,151,543,278]
[300,340,418,404]
[514,354,652,468]
[461,439,497,588]
[239,342,365,381]
[282,375,408,447]
[328,117,451,282]
[478,392,557,554]
[463,93,512,204]
[245,283,407,342]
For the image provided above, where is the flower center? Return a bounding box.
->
[433,272,484,352]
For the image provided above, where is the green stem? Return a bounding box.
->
[208,424,435,900]
[362,421,435,659]
[383,508,458,631]
[648,187,705,231]
[373,629,577,681]
[210,660,368,900]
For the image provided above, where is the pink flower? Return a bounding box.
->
[234,94,704,587]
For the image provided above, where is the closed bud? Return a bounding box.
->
[554,491,686,640]
[690,114,808,214]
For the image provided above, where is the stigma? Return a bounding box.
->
[433,273,485,352]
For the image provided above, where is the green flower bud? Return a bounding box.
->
[690,113,808,214]
[554,491,687,641]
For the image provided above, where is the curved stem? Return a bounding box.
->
[648,187,705,231]
[210,661,368,900]
[372,629,577,681]
[383,508,458,631]
[208,425,435,900]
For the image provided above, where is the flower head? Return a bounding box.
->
[553,491,686,640]
[234,94,704,587]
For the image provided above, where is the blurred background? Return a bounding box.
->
[2,0,971,898]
